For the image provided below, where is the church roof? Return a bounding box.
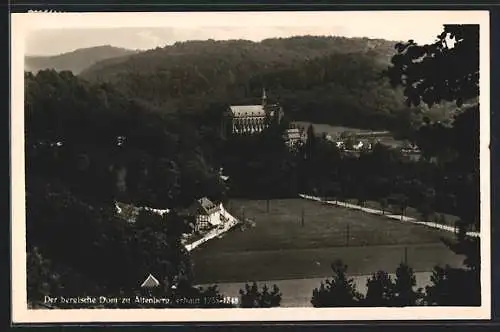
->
[284,128,303,140]
[229,105,266,117]
[183,197,220,216]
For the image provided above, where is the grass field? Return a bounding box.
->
[191,199,463,284]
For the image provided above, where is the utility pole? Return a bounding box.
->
[346,224,350,247]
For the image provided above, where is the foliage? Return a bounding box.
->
[386,24,480,307]
[239,282,282,308]
[364,271,395,306]
[26,247,62,303]
[26,179,191,298]
[392,263,424,306]
[386,24,479,108]
[77,36,443,132]
[25,70,226,209]
[166,283,235,308]
[379,197,389,215]
[24,70,226,304]
[312,261,424,308]
[424,264,480,306]
[389,193,409,218]
[311,260,364,307]
[417,187,436,221]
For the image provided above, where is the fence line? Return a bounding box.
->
[298,194,480,238]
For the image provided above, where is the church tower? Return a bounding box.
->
[262,88,267,107]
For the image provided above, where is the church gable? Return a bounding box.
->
[229,105,266,117]
[223,88,283,136]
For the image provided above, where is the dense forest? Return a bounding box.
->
[79,36,457,132]
[24,27,481,308]
[25,69,230,307]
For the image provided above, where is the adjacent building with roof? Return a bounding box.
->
[222,89,284,136]
[283,127,307,148]
[182,197,223,232]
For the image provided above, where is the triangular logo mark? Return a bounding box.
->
[141,274,160,288]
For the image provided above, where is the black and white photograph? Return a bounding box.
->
[11,10,490,323]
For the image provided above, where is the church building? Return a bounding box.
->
[222,89,284,136]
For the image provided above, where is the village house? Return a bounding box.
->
[183,197,224,232]
[283,127,307,149]
[116,196,230,235]
[222,88,284,136]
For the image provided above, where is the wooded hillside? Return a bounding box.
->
[25,45,139,75]
[79,36,456,131]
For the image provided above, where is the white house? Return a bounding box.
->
[283,128,306,149]
[335,141,345,149]
[219,167,229,182]
[184,197,223,232]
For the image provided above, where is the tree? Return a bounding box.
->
[364,271,395,306]
[168,284,235,308]
[424,265,480,306]
[417,187,436,221]
[389,193,409,220]
[311,260,364,307]
[357,194,367,207]
[305,124,317,161]
[379,197,389,215]
[392,263,424,306]
[323,181,341,203]
[386,24,479,108]
[450,105,480,174]
[26,172,192,300]
[27,246,61,304]
[414,120,454,163]
[363,264,422,307]
[239,282,282,308]
[77,37,413,132]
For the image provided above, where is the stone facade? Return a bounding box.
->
[222,89,283,136]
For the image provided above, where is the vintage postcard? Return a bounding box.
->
[11,10,491,323]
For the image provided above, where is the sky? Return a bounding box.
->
[22,11,479,56]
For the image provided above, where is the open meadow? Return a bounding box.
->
[190,198,464,284]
